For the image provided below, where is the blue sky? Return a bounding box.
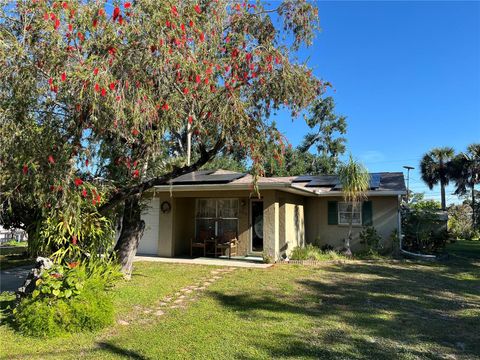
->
[274,1,480,204]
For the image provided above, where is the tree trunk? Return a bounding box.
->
[114,195,145,278]
[440,181,446,211]
[344,205,353,256]
[472,185,476,228]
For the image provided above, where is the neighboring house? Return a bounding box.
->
[137,169,406,261]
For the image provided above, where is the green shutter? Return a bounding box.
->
[362,201,373,226]
[327,201,338,225]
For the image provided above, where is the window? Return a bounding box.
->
[338,202,362,225]
[195,199,239,240]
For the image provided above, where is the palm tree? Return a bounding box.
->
[420,147,455,211]
[338,155,370,256]
[450,143,480,227]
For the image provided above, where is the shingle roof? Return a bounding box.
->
[163,170,406,194]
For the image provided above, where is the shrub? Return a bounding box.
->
[13,260,119,337]
[359,226,382,251]
[290,245,346,261]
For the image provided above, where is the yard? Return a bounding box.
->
[1,240,479,359]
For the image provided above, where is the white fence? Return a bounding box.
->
[0,228,27,244]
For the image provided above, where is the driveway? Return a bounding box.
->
[0,265,32,292]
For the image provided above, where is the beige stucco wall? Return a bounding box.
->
[278,193,305,258]
[305,196,399,251]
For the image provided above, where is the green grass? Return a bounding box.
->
[1,240,479,359]
[0,240,28,248]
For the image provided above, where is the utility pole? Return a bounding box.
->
[403,165,414,204]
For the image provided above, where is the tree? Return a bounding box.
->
[337,155,370,255]
[449,143,480,228]
[420,147,455,211]
[299,96,347,174]
[0,1,322,275]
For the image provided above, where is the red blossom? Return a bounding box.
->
[98,8,105,17]
[62,2,68,9]
[74,178,83,186]
[131,128,139,136]
[113,6,120,21]
[77,32,84,41]
[183,87,189,94]
[132,169,139,178]
[68,261,79,268]
[109,82,115,90]
[22,165,28,175]
[71,235,77,245]
[161,103,169,111]
[54,18,60,30]
[82,188,88,197]
[194,4,201,14]
[101,88,107,96]
[195,75,201,84]
[93,68,99,76]
[48,155,55,164]
[171,5,178,17]
[94,83,100,92]
[188,116,193,124]
[124,2,131,9]
[199,32,205,42]
[61,72,66,82]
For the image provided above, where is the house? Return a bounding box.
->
[137,169,406,261]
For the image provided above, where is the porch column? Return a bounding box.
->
[263,191,280,261]
[158,194,174,257]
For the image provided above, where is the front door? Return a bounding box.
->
[250,200,264,253]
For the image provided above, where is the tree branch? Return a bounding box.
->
[98,138,224,213]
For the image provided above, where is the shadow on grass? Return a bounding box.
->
[209,252,480,359]
[97,342,148,360]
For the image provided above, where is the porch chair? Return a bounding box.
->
[190,229,210,257]
[215,230,238,259]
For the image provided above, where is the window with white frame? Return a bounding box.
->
[195,199,239,240]
[338,202,362,225]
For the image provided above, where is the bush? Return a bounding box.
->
[359,226,382,251]
[13,260,119,337]
[290,244,345,261]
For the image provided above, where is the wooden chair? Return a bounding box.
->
[191,229,210,257]
[216,230,238,259]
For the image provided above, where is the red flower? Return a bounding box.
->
[68,261,79,268]
[132,169,139,178]
[124,2,131,8]
[77,32,84,41]
[61,72,66,82]
[71,235,77,245]
[183,87,189,95]
[68,23,73,32]
[48,155,55,164]
[85,159,89,167]
[22,165,28,175]
[82,188,88,197]
[113,6,120,21]
[48,77,53,85]
[74,177,83,186]
[62,2,68,9]
[93,68,99,76]
[199,32,205,42]
[189,20,194,27]
[101,88,107,97]
[131,128,139,136]
[188,116,193,124]
[194,4,201,14]
[109,82,115,90]
[98,8,105,17]
[161,103,169,111]
[94,83,100,92]
[171,5,178,17]
[54,18,60,30]
[195,75,201,84]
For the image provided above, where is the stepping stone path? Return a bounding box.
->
[116,267,237,326]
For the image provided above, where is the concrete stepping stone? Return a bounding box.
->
[174,299,184,304]
[158,302,168,307]
[143,309,152,314]
[118,320,129,326]
[184,289,193,294]
[155,310,165,316]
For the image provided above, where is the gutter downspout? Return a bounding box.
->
[398,195,437,259]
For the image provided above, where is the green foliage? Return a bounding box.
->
[448,204,474,240]
[13,260,119,337]
[402,206,448,253]
[14,279,114,337]
[30,209,115,262]
[290,244,345,261]
[359,226,382,251]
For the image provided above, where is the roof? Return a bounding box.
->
[154,169,406,196]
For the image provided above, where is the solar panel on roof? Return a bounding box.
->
[170,172,246,184]
[370,173,381,189]
[305,176,339,187]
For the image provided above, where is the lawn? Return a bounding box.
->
[0,246,33,270]
[1,240,479,359]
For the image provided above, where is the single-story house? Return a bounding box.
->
[137,169,406,261]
